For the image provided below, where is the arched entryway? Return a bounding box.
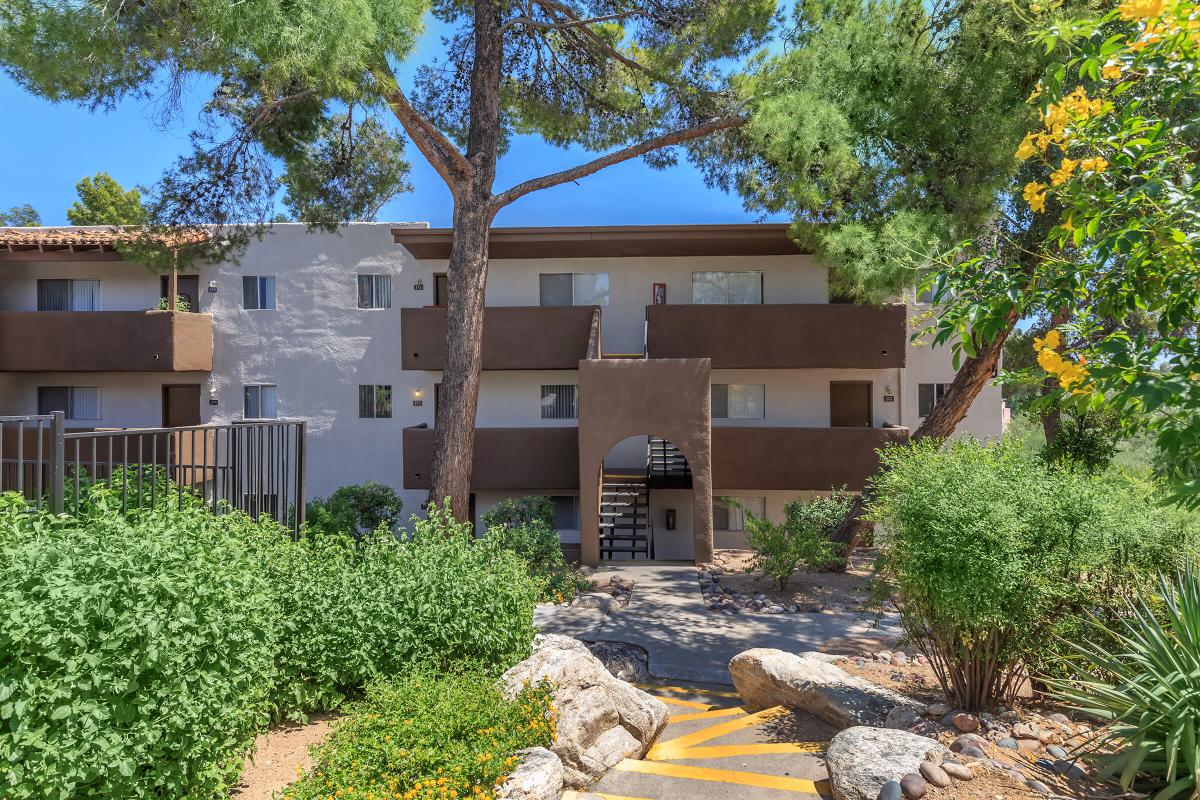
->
[599,435,695,560]
[578,357,713,566]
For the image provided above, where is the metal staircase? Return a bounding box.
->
[647,436,691,488]
[599,473,654,559]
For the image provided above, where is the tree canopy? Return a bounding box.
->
[66,173,146,226]
[0,204,40,226]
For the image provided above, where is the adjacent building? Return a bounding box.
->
[0,222,1005,564]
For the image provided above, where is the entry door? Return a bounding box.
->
[434,273,449,306]
[162,384,202,427]
[830,382,872,427]
[161,274,200,311]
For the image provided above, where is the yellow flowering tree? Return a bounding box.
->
[928,0,1200,503]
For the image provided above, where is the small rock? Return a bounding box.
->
[1025,779,1052,796]
[913,654,928,666]
[877,651,894,663]
[891,653,908,666]
[996,737,1018,751]
[1012,722,1040,739]
[941,762,973,781]
[950,733,988,753]
[918,762,951,788]
[885,706,921,730]
[878,780,903,800]
[899,773,927,799]
[959,745,987,759]
[1067,764,1087,780]
[1035,758,1056,772]
[1006,769,1027,783]
[952,713,980,733]
[999,710,1019,721]
[1046,744,1068,759]
[1048,712,1070,724]
[925,702,951,718]
[1016,738,1041,753]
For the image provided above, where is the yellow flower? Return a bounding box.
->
[1102,62,1123,80]
[1061,215,1076,232]
[1015,132,1040,160]
[1119,0,1164,18]
[1045,102,1070,130]
[1050,158,1078,186]
[1081,156,1109,173]
[1033,329,1061,352]
[1031,1,1043,10]
[1023,181,1048,213]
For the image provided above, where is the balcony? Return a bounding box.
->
[403,425,579,490]
[401,306,597,370]
[645,304,907,369]
[0,311,213,372]
[712,426,909,491]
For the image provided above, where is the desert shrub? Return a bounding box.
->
[481,496,590,602]
[1040,407,1122,473]
[740,493,850,590]
[284,666,555,800]
[869,437,1199,711]
[0,492,278,800]
[1050,564,1200,799]
[304,481,404,537]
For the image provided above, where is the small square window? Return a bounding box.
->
[357,275,392,309]
[711,384,765,419]
[244,384,278,419]
[540,385,577,419]
[713,496,766,531]
[358,385,393,418]
[37,279,101,311]
[549,496,580,529]
[539,273,609,307]
[38,386,101,420]
[692,271,763,304]
[242,276,277,310]
[918,383,950,417]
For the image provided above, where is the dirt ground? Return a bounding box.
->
[228,714,338,800]
[709,547,879,611]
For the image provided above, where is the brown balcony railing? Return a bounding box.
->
[0,311,213,372]
[401,306,597,370]
[645,304,907,369]
[403,425,579,490]
[712,426,909,491]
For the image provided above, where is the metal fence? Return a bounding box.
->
[0,413,306,534]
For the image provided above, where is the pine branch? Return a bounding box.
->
[491,114,744,208]
[374,63,472,190]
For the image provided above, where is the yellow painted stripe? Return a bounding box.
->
[561,792,655,800]
[634,683,741,699]
[613,759,830,795]
[656,696,712,710]
[667,707,747,724]
[650,706,788,756]
[651,742,827,760]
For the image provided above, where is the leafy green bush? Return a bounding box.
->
[740,493,850,590]
[0,492,278,800]
[481,496,590,603]
[304,481,404,537]
[869,437,1199,711]
[284,666,555,800]
[1040,407,1122,473]
[1050,564,1200,800]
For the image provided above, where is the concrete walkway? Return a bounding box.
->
[564,681,836,800]
[536,564,901,684]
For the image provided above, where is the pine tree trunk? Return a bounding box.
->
[428,201,493,521]
[827,310,1019,565]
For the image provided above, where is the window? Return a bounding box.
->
[243,384,278,419]
[540,385,577,419]
[539,273,609,307]
[358,384,393,418]
[713,496,766,531]
[37,386,101,420]
[550,496,580,529]
[37,279,100,311]
[918,383,950,417]
[692,271,763,304]
[242,276,277,310]
[711,384,765,419]
[357,274,392,309]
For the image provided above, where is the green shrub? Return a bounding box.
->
[740,493,849,590]
[1040,407,1122,473]
[284,666,555,800]
[868,437,1199,711]
[481,496,589,603]
[0,493,278,800]
[1050,564,1200,800]
[304,481,404,537]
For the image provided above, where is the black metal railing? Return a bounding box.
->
[0,413,305,534]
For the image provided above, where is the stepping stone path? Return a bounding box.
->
[563,681,836,800]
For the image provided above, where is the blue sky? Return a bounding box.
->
[0,21,785,229]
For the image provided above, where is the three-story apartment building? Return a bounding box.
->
[0,222,1004,564]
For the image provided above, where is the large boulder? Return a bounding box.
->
[730,649,923,729]
[826,727,949,800]
[496,747,564,800]
[501,634,670,788]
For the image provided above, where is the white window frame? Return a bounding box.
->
[711,383,766,419]
[358,384,393,418]
[242,276,277,310]
[692,271,764,305]
[243,384,279,420]
[713,496,766,531]
[36,279,102,311]
[37,386,102,420]
[357,274,392,309]
[540,384,578,419]
[539,273,610,307]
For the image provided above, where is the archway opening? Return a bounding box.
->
[599,435,693,561]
